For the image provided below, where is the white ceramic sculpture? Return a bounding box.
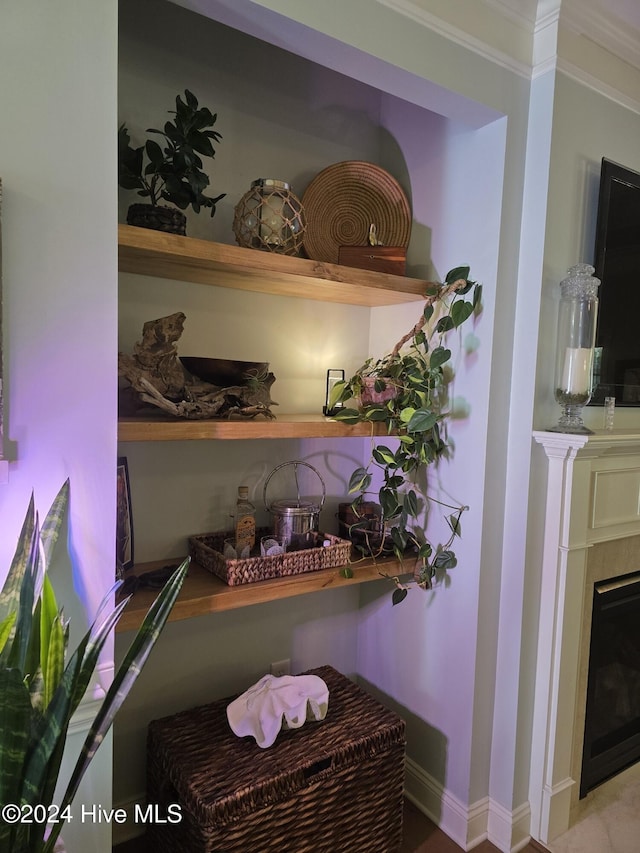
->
[226,673,329,748]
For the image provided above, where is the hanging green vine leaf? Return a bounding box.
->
[331,267,482,603]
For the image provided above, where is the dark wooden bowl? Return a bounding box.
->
[180,357,269,387]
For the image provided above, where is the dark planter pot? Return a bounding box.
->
[127,203,187,236]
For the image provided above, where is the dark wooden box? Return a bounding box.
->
[146,665,406,853]
[338,245,407,275]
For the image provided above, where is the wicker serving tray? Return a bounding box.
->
[189,529,352,586]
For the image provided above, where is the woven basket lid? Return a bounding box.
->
[301,161,411,264]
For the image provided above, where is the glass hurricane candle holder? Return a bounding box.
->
[549,263,600,434]
[232,178,306,255]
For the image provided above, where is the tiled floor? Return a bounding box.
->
[547,763,640,853]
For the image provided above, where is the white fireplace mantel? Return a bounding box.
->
[529,429,640,844]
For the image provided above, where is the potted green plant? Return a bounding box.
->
[0,481,188,853]
[118,88,225,235]
[329,266,482,604]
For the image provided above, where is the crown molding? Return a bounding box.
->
[375,0,533,78]
[557,57,640,116]
[560,0,640,72]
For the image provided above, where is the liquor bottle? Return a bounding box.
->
[234,486,256,554]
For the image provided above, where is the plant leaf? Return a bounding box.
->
[445,266,470,284]
[473,283,483,309]
[447,513,462,537]
[40,480,69,566]
[372,445,397,466]
[0,612,16,656]
[0,668,32,809]
[365,406,390,422]
[0,493,35,624]
[48,561,189,850]
[392,587,408,605]
[380,487,401,519]
[434,549,457,569]
[328,380,348,408]
[404,490,419,518]
[451,300,474,327]
[44,614,66,710]
[7,520,39,672]
[429,347,451,369]
[39,573,59,694]
[348,467,371,494]
[436,315,455,334]
[406,409,438,433]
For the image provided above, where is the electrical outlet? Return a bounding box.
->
[270,658,291,677]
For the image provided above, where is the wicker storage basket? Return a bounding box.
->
[147,665,406,853]
[189,529,352,586]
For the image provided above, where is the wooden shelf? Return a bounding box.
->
[118,413,388,442]
[115,554,401,632]
[118,224,427,307]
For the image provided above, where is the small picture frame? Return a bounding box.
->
[116,457,134,574]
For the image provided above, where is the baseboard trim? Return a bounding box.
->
[111,794,145,847]
[116,760,534,851]
[405,756,533,852]
[488,797,533,852]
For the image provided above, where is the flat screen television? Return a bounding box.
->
[591,158,640,405]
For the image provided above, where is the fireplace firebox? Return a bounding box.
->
[581,571,640,797]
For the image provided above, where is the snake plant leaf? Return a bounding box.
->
[28,666,45,715]
[0,613,16,656]
[43,614,67,710]
[68,594,132,718]
[39,574,60,694]
[39,480,69,567]
[46,560,189,852]
[21,594,130,812]
[7,521,39,672]
[19,636,87,811]
[0,668,32,808]
[0,493,35,625]
[24,597,42,693]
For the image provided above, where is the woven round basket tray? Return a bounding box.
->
[301,161,411,264]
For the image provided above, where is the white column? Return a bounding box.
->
[529,431,590,843]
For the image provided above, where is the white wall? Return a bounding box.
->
[0,1,118,851]
[536,71,640,433]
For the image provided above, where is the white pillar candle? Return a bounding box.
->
[561,347,593,395]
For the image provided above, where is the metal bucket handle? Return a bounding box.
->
[263,460,326,512]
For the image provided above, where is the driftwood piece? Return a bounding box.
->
[119,312,276,420]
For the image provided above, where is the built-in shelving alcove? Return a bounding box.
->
[114,0,505,835]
